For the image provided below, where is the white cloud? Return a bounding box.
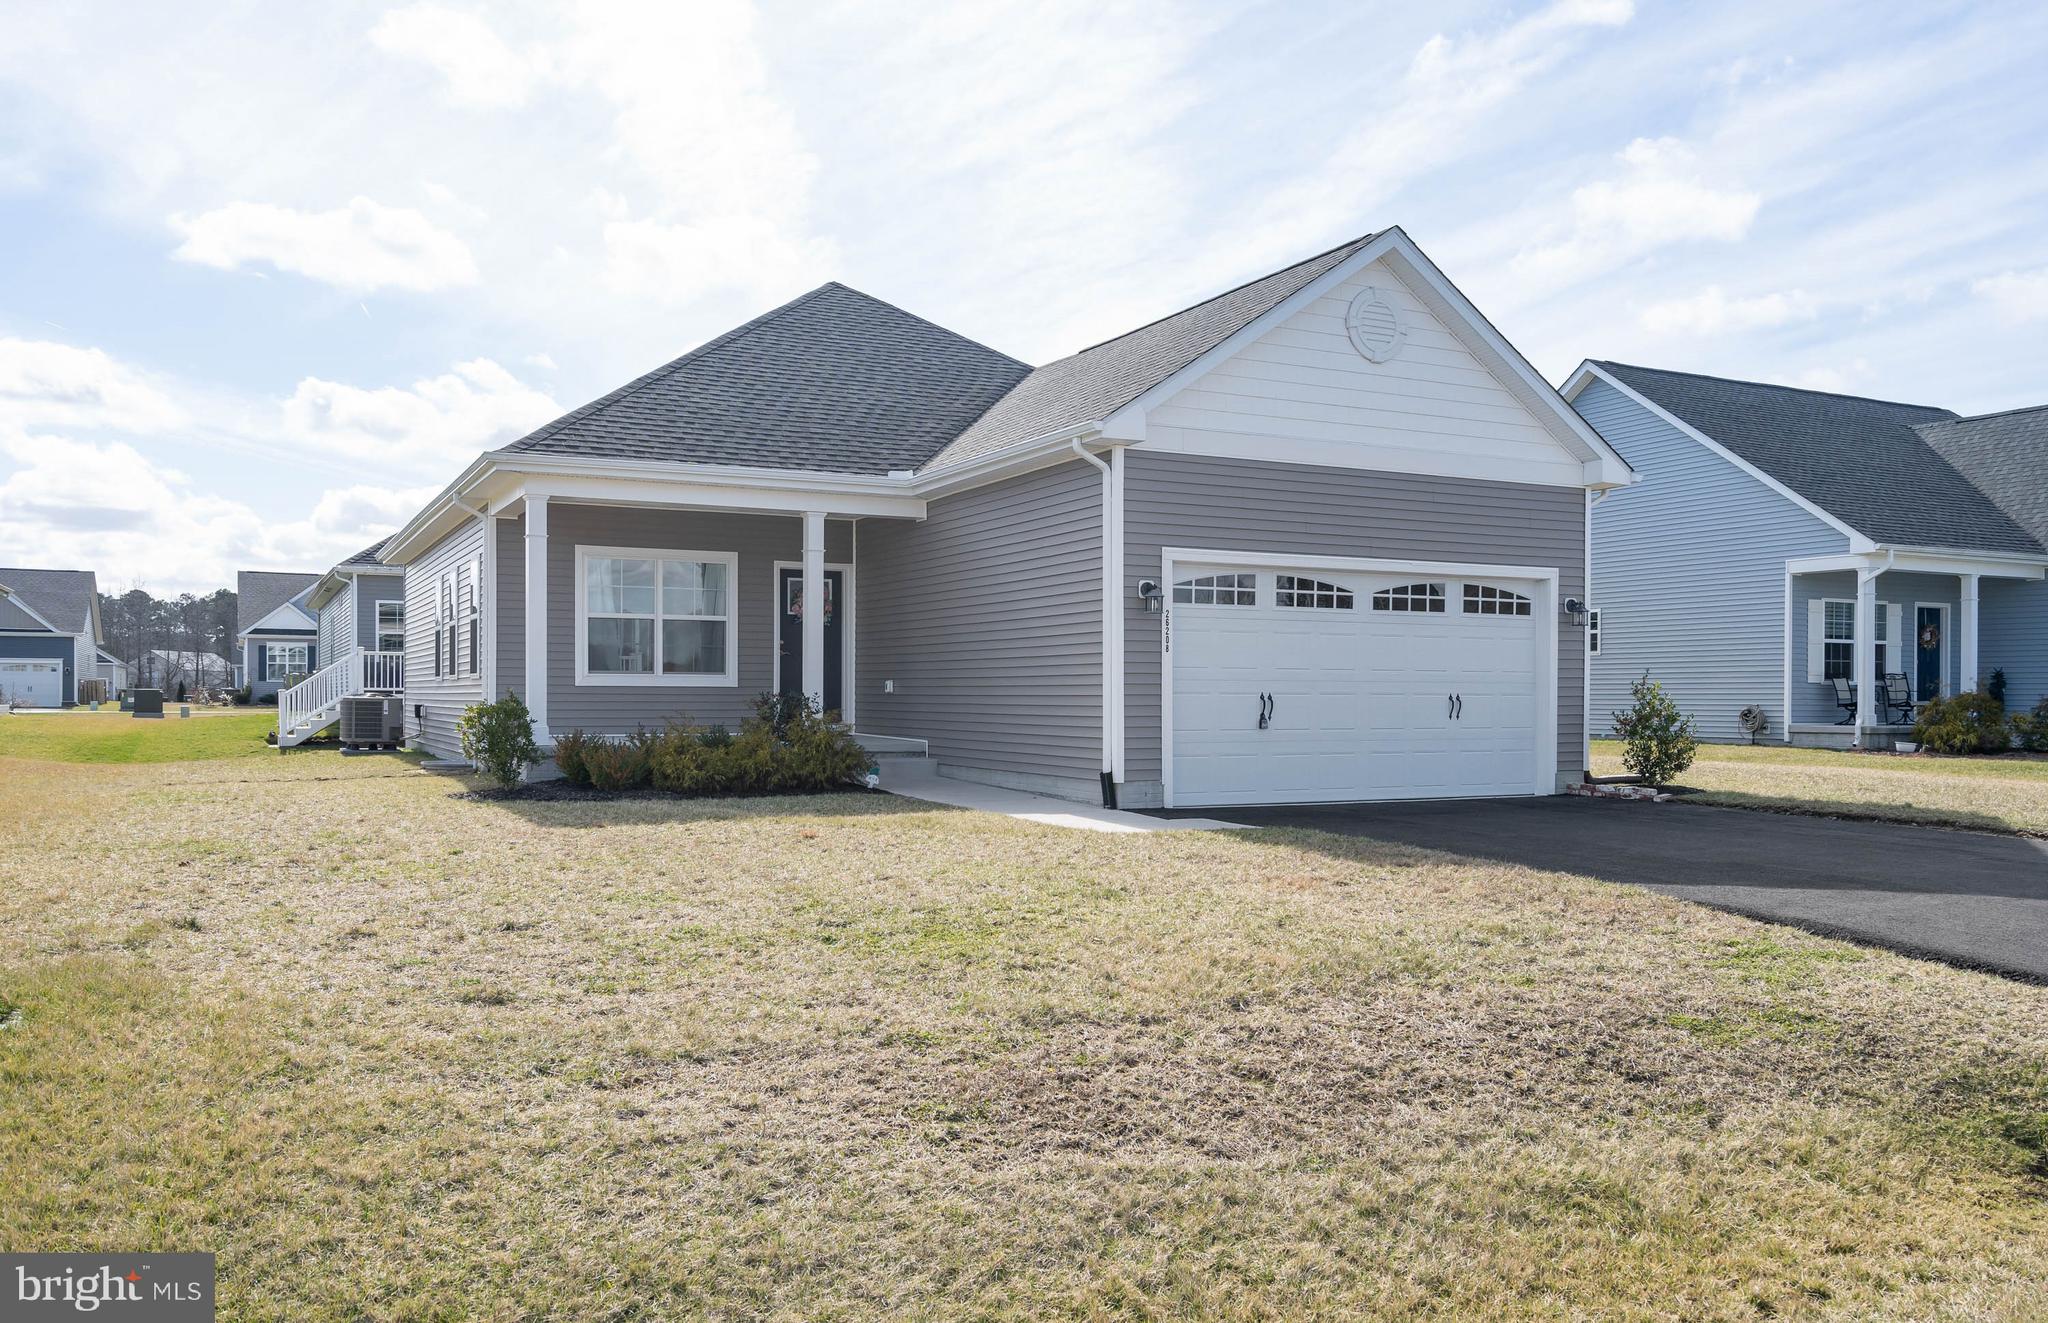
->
[1791,360,1871,393]
[171,197,478,292]
[1641,285,1818,335]
[0,338,186,433]
[1973,267,2048,322]
[523,352,557,372]
[1221,0,1636,273]
[370,4,544,109]
[0,431,431,593]
[280,358,561,473]
[600,216,832,306]
[1509,137,1760,293]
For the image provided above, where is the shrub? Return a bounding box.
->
[1988,668,2009,706]
[2010,699,2048,754]
[551,729,595,786]
[1912,690,2009,755]
[581,736,651,791]
[1610,673,1699,787]
[457,693,543,789]
[638,695,868,798]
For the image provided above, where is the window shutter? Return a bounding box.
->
[1806,600,1824,684]
[1885,603,1903,676]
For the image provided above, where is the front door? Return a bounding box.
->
[1916,605,1944,701]
[777,567,844,717]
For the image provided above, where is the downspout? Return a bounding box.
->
[1071,438,1118,809]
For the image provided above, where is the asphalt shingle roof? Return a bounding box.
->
[502,283,1031,474]
[236,571,320,634]
[1917,405,2048,548]
[923,232,1384,470]
[1593,362,2042,555]
[336,539,396,569]
[0,566,98,636]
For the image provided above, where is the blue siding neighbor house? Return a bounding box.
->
[0,567,105,707]
[235,570,320,702]
[1565,362,2048,747]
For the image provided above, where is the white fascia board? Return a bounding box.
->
[0,591,64,634]
[1569,362,1874,552]
[247,600,317,633]
[913,427,1117,499]
[1788,548,2047,579]
[518,471,924,519]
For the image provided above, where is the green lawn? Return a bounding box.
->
[1595,738,2048,835]
[4,739,2048,1317]
[0,708,279,763]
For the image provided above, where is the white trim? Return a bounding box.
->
[1565,361,1872,550]
[0,590,65,633]
[263,642,311,681]
[523,495,550,742]
[1108,447,1125,781]
[1788,549,2048,579]
[247,599,317,634]
[769,559,855,721]
[1106,229,1633,489]
[1159,545,1559,808]
[572,544,740,687]
[1912,600,1952,699]
[483,512,501,699]
[1781,565,1794,733]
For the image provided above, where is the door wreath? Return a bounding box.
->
[1919,622,1941,650]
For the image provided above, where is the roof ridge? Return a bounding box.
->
[1918,401,2048,429]
[505,283,846,454]
[818,281,1031,370]
[1595,360,1953,415]
[1056,229,1382,362]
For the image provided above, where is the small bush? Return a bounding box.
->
[2011,698,2048,754]
[1610,673,1699,787]
[582,735,652,791]
[638,694,868,797]
[1912,690,2009,755]
[552,729,596,786]
[1988,668,2009,706]
[457,693,543,788]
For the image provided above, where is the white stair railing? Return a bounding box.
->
[278,650,355,742]
[359,650,405,692]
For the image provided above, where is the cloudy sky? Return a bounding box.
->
[2,0,2044,593]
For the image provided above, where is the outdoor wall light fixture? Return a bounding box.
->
[1137,579,1164,614]
[1562,596,1589,627]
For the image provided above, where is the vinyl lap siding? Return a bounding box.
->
[357,571,403,653]
[1122,450,1586,790]
[404,518,486,758]
[1577,378,1847,743]
[1984,578,2048,711]
[856,459,1103,786]
[1787,571,1963,725]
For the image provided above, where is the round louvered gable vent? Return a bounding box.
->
[1344,286,1407,363]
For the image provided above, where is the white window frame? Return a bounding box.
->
[1171,572,1258,607]
[265,643,309,680]
[574,544,739,687]
[1587,609,1601,656]
[374,599,405,653]
[1819,598,1855,682]
[1817,597,1897,682]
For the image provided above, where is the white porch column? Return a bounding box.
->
[1959,572,1981,693]
[1854,570,1877,739]
[801,510,826,711]
[523,494,550,745]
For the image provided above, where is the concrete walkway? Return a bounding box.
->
[880,759,1247,833]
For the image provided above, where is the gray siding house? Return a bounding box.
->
[235,570,320,702]
[382,228,1631,807]
[273,542,408,745]
[0,567,104,707]
[1565,362,2048,747]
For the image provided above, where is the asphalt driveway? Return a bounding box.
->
[1158,797,2048,981]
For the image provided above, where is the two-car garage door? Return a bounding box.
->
[1168,560,1551,808]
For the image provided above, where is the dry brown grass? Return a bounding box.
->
[4,747,2048,1320]
[1594,738,2048,835]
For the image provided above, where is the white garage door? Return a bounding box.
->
[0,659,64,708]
[1168,562,1548,807]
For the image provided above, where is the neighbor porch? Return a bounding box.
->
[1784,548,2048,748]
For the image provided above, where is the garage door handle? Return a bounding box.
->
[1454,693,1463,720]
[1257,692,1273,729]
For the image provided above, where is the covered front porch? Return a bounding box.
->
[1785,548,2048,748]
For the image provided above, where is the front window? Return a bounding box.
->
[1371,582,1445,613]
[579,548,736,683]
[1587,609,1601,656]
[1822,600,1854,681]
[266,644,309,680]
[375,600,405,652]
